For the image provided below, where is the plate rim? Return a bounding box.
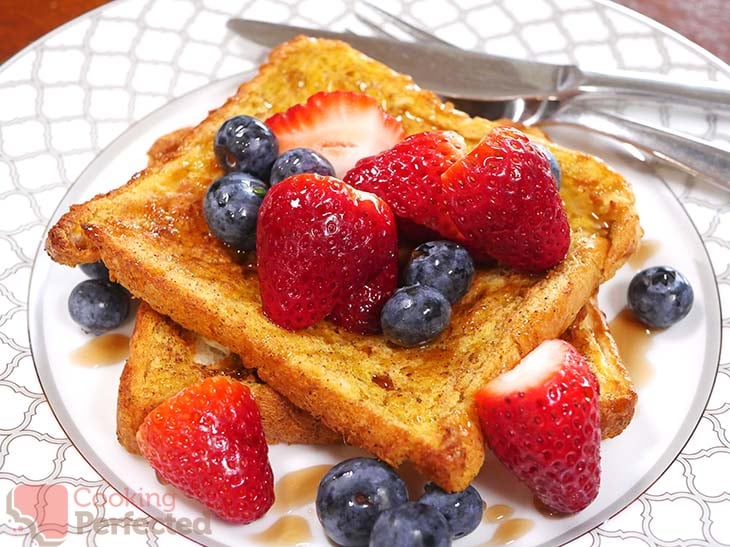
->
[27,72,723,547]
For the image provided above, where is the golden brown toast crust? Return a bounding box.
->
[47,37,641,490]
[563,296,637,438]
[118,303,340,453]
[120,297,636,455]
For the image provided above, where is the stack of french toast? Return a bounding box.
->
[46,36,640,495]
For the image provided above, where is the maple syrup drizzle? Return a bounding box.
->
[396,462,428,500]
[249,515,312,545]
[609,308,655,387]
[372,373,394,390]
[70,333,130,366]
[628,239,661,269]
[484,504,514,523]
[273,465,331,514]
[483,518,535,545]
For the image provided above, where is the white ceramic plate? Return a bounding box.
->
[27,73,721,547]
[4,0,729,545]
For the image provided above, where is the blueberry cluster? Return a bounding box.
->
[68,261,130,334]
[381,241,475,347]
[315,457,483,547]
[204,116,334,251]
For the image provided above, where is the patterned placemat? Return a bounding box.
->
[1,0,729,545]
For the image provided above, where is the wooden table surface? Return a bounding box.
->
[0,0,728,64]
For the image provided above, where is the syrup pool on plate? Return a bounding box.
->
[272,465,331,513]
[484,503,514,523]
[609,308,656,388]
[70,333,130,366]
[249,515,312,545]
[627,239,661,269]
[483,518,535,546]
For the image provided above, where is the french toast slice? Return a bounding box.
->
[118,302,340,453]
[47,37,641,490]
[119,297,635,454]
[118,126,634,452]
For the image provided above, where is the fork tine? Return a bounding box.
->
[353,14,401,40]
[358,1,455,47]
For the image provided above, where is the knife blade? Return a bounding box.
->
[227,18,730,106]
[226,18,583,101]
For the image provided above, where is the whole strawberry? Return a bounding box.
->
[476,340,601,514]
[442,127,570,272]
[137,376,274,523]
[344,131,466,243]
[256,174,398,331]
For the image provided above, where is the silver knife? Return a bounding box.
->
[227,18,730,107]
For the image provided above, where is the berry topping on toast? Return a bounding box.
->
[266,91,405,178]
[534,142,562,189]
[344,131,466,243]
[203,172,268,252]
[404,240,475,304]
[256,174,398,331]
[381,284,451,347]
[136,376,274,523]
[269,147,335,185]
[476,340,601,514]
[328,260,397,335]
[214,115,278,179]
[442,127,570,272]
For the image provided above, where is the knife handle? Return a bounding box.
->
[580,70,730,108]
[544,105,730,191]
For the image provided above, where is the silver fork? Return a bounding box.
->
[355,3,730,190]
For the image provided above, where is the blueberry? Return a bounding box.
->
[369,502,451,547]
[419,483,482,539]
[214,115,278,179]
[381,285,451,347]
[627,266,693,328]
[79,260,109,280]
[404,241,474,304]
[316,457,408,547]
[534,143,561,189]
[269,147,335,185]
[203,172,268,252]
[68,279,130,334]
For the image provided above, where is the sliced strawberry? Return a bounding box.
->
[328,260,397,334]
[396,218,443,243]
[137,376,274,523]
[265,91,405,178]
[442,127,570,272]
[344,131,466,243]
[476,340,601,514]
[256,174,398,331]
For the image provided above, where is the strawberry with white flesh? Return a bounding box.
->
[442,127,570,272]
[265,91,405,178]
[256,174,398,331]
[476,340,601,514]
